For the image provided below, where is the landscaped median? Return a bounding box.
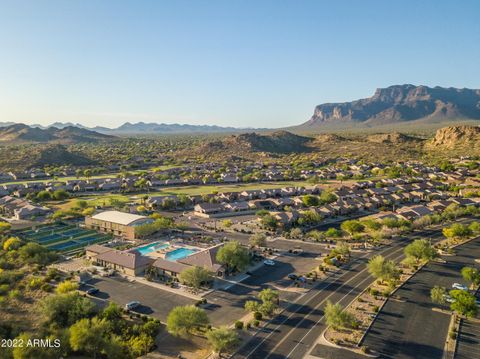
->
[320,237,439,355]
[322,256,420,354]
[321,220,480,355]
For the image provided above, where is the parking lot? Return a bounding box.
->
[80,276,195,322]
[205,249,325,326]
[363,236,480,359]
[455,289,480,359]
[455,318,480,359]
[79,238,328,327]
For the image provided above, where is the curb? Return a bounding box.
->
[228,253,378,358]
[321,328,378,358]
[357,261,427,347]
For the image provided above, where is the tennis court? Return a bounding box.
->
[16,222,111,253]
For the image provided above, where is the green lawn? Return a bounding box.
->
[55,180,325,210]
[146,180,316,196]
[0,164,182,186]
[53,193,132,210]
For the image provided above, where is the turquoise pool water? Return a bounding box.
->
[166,248,197,261]
[136,241,169,256]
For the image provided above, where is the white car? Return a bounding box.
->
[443,294,454,303]
[452,283,468,291]
[263,259,275,266]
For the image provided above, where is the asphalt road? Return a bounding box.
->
[362,235,480,359]
[230,221,472,359]
[231,238,409,359]
[206,250,325,326]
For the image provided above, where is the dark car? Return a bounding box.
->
[86,287,99,295]
[288,274,298,280]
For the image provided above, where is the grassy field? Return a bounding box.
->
[52,179,351,211]
[146,180,316,196]
[0,164,182,186]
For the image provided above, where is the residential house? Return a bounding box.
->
[194,203,226,217]
[396,205,433,220]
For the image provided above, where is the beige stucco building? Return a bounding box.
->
[85,210,153,240]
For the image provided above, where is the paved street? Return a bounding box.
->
[362,235,480,359]
[231,221,472,359]
[231,238,409,359]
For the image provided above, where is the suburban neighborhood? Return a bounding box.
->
[1,152,480,359]
[1,2,480,359]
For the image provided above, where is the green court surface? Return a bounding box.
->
[16,222,111,253]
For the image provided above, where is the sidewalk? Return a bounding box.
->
[125,275,202,301]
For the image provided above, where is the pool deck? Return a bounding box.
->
[133,240,201,261]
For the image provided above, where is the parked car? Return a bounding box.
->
[452,283,468,291]
[125,301,141,310]
[263,259,275,266]
[287,273,298,280]
[292,247,303,255]
[443,294,454,303]
[86,287,99,295]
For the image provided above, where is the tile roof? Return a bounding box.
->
[86,244,113,255]
[152,258,190,273]
[178,244,224,272]
[95,249,154,269]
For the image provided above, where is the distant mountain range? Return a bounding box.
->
[2,84,480,138]
[108,122,245,134]
[298,84,480,130]
[0,122,252,143]
[0,121,252,135]
[0,124,114,143]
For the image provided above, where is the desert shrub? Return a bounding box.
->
[253,311,263,320]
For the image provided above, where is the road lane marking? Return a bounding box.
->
[235,225,459,358]
[274,248,407,358]
[242,245,406,358]
[285,251,408,359]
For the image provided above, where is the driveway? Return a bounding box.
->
[81,276,195,322]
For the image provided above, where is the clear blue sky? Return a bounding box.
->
[0,0,479,128]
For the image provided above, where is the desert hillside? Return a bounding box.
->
[0,124,115,143]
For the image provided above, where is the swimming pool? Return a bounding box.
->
[136,241,169,256]
[165,248,197,261]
